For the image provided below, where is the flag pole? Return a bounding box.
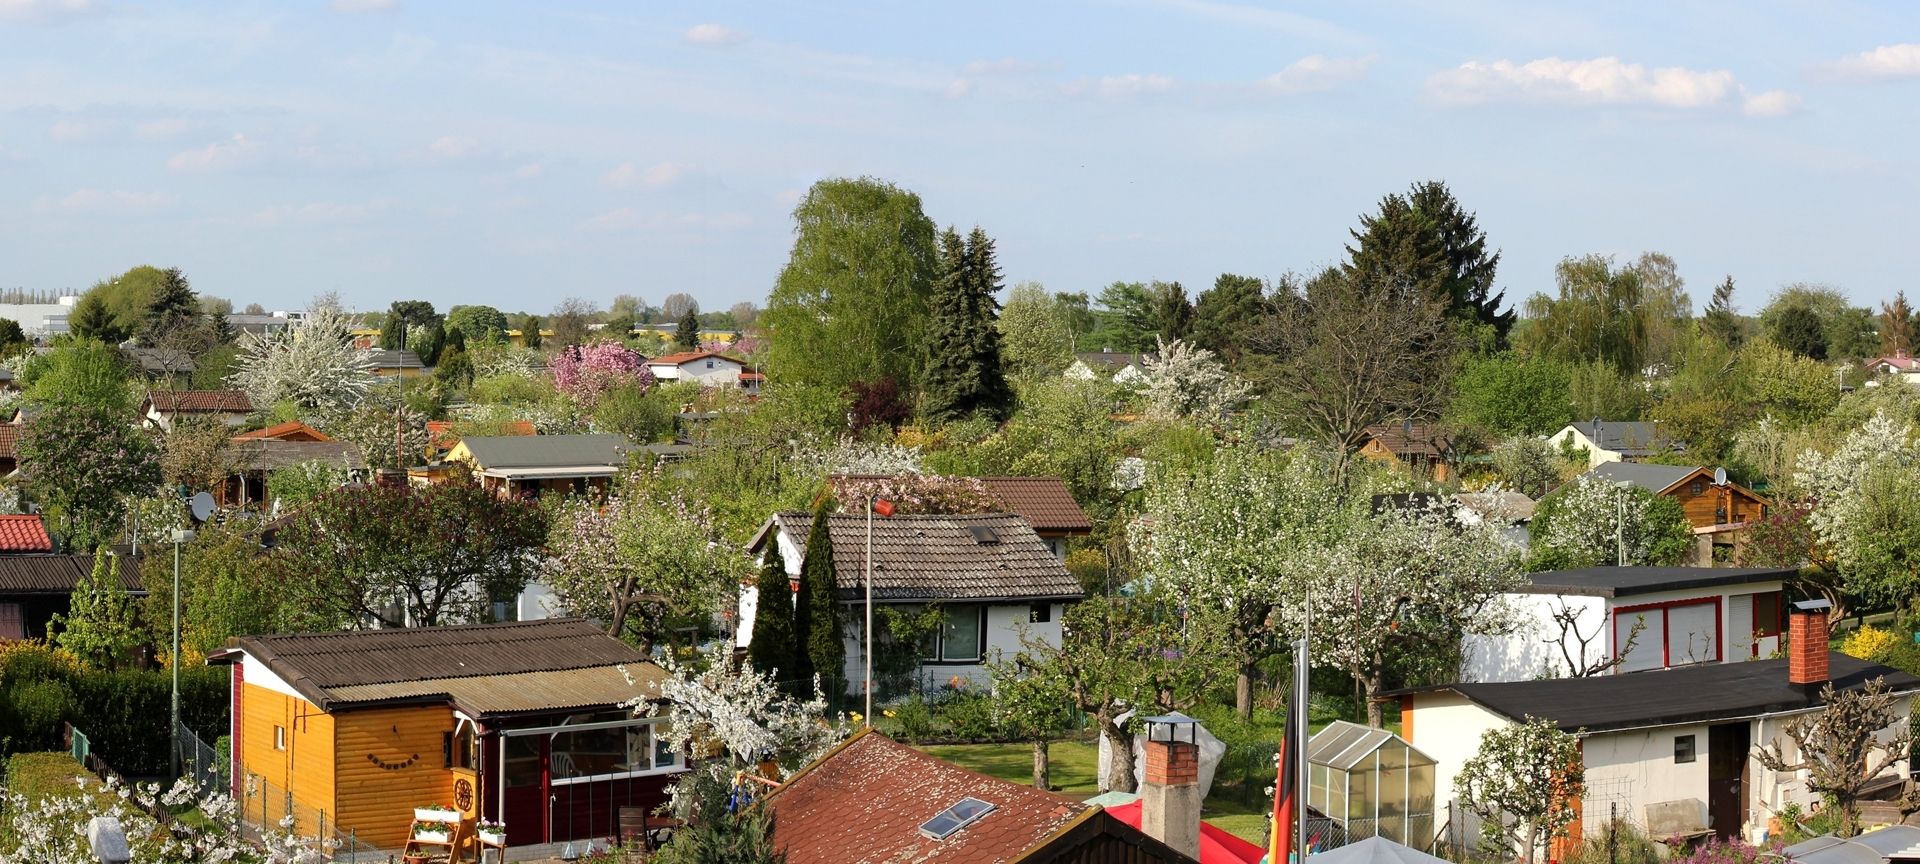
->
[1298,590,1311,864]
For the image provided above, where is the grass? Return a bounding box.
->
[918,740,1269,846]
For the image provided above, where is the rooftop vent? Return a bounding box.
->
[968,526,999,545]
[920,797,996,840]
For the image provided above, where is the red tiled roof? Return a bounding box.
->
[233,421,332,442]
[1362,423,1452,458]
[147,390,254,414]
[978,477,1092,534]
[0,425,19,459]
[0,515,52,552]
[1865,355,1920,372]
[767,730,1091,864]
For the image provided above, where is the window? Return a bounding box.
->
[921,607,987,663]
[274,725,286,751]
[444,724,476,770]
[1692,479,1706,495]
[1674,735,1696,763]
[1753,592,1784,639]
[1614,599,1722,672]
[550,715,679,784]
[1029,603,1051,624]
[705,360,714,369]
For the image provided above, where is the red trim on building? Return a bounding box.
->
[231,661,244,799]
[1614,597,1723,668]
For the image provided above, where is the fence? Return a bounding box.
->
[175,721,223,801]
[68,724,91,764]
[234,762,382,862]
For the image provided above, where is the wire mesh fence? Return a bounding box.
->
[174,721,223,801]
[234,761,383,862]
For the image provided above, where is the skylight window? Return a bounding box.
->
[919,797,996,840]
[968,526,999,545]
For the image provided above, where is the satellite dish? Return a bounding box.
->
[188,492,216,525]
[1713,467,1728,486]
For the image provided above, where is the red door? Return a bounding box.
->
[493,734,549,845]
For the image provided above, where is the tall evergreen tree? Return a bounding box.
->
[747,542,798,680]
[521,315,543,349]
[142,267,199,339]
[69,294,128,344]
[1148,281,1193,344]
[1191,273,1266,366]
[676,309,701,351]
[1702,276,1744,348]
[921,227,1012,422]
[798,501,842,692]
[1409,181,1513,342]
[1348,181,1513,345]
[1880,292,1914,357]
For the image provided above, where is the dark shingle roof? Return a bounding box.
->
[1567,421,1682,456]
[229,439,367,471]
[1424,653,1920,733]
[1074,350,1150,371]
[0,554,143,594]
[757,512,1083,602]
[458,433,631,469]
[367,348,425,370]
[977,477,1092,534]
[147,390,254,414]
[123,347,197,375]
[1520,566,1796,598]
[1362,423,1454,458]
[1583,461,1700,494]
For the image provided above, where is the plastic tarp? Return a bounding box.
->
[1096,710,1228,796]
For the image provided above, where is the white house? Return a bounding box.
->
[1548,420,1684,468]
[645,350,762,394]
[1463,566,1794,683]
[1407,604,1919,847]
[1066,350,1151,387]
[740,511,1084,695]
[140,389,255,432]
[1861,353,1920,387]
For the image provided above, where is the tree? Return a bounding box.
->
[1250,268,1459,486]
[1757,678,1915,837]
[1491,435,1564,498]
[1526,475,1694,570]
[674,309,700,351]
[228,303,375,414]
[380,300,438,350]
[1771,304,1830,360]
[327,399,432,470]
[1089,282,1157,352]
[160,418,234,493]
[1190,273,1266,366]
[0,318,25,354]
[22,340,134,412]
[1348,181,1513,343]
[728,301,760,329]
[747,543,798,680]
[1545,598,1643,677]
[846,376,911,435]
[446,305,510,344]
[1795,412,1920,615]
[518,314,543,349]
[274,483,548,628]
[991,651,1076,789]
[68,292,128,344]
[549,298,598,348]
[51,550,141,669]
[1148,281,1193,343]
[545,482,752,652]
[1702,276,1744,348]
[661,293,700,321]
[921,226,1012,423]
[78,265,170,338]
[19,403,160,548]
[551,341,652,407]
[140,524,308,660]
[1883,292,1915,357]
[241,302,265,315]
[1139,337,1251,423]
[1519,255,1657,373]
[1456,717,1585,864]
[762,177,936,392]
[141,267,199,340]
[798,500,843,691]
[1629,252,1693,369]
[997,281,1075,377]
[1447,353,1573,438]
[1761,284,1877,361]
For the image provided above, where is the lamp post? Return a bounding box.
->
[169,527,194,779]
[864,493,894,726]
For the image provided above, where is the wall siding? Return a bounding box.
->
[333,706,457,849]
[236,683,335,834]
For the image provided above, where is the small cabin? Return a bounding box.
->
[208,618,680,849]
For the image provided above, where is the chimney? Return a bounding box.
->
[1140,716,1201,859]
[1789,599,1831,687]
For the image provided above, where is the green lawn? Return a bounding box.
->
[918,741,1269,846]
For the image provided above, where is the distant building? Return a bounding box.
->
[1861,352,1920,387]
[1068,349,1153,385]
[1357,423,1457,482]
[367,349,426,377]
[225,312,304,337]
[644,350,761,394]
[1548,420,1684,468]
[0,296,78,337]
[141,390,255,432]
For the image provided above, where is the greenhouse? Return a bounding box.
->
[1307,721,1438,848]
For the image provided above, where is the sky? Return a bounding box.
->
[3,1,1919,318]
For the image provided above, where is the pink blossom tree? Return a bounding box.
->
[551,341,653,406]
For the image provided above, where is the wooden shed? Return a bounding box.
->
[208,619,679,849]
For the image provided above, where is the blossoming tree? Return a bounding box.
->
[550,340,652,406]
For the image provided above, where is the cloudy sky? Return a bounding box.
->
[3,0,1918,317]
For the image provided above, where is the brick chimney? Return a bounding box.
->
[1788,599,1831,687]
[1140,717,1201,860]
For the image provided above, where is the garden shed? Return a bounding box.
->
[1307,721,1437,849]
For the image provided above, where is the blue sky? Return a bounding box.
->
[3,0,1918,317]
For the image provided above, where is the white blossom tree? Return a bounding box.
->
[1456,717,1585,864]
[228,303,376,414]
[1140,336,1253,422]
[1795,412,1920,613]
[4,771,331,863]
[1526,473,1693,570]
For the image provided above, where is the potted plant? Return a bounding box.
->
[411,820,453,843]
[477,818,507,847]
[414,803,460,823]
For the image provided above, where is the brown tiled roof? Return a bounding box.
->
[147,390,254,414]
[0,554,143,594]
[0,425,18,459]
[218,618,656,713]
[754,513,1082,602]
[766,730,1091,864]
[1362,423,1453,458]
[977,477,1092,534]
[233,421,332,442]
[0,515,53,552]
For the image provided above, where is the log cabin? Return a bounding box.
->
[1580,462,1770,565]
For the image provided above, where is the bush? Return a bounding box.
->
[890,697,935,744]
[0,640,228,776]
[4,680,78,752]
[4,752,90,802]
[1564,819,1664,864]
[938,690,1000,742]
[1842,625,1901,663]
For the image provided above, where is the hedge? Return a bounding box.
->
[0,642,229,777]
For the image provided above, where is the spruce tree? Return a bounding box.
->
[798,501,843,694]
[963,227,1013,420]
[1702,276,1743,348]
[1347,181,1512,345]
[142,267,199,339]
[676,309,701,351]
[747,542,798,681]
[521,315,542,349]
[921,227,1012,422]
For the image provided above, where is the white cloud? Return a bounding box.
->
[166,133,261,173]
[0,0,100,21]
[428,136,478,159]
[683,23,745,47]
[1262,54,1375,94]
[601,161,688,189]
[1816,44,1920,82]
[1427,56,1796,117]
[1066,73,1174,99]
[512,162,543,180]
[38,189,174,213]
[329,0,397,12]
[47,118,112,144]
[943,78,972,99]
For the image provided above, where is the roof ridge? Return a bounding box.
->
[249,616,593,643]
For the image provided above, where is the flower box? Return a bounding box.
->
[478,829,507,847]
[414,807,460,824]
[412,828,452,844]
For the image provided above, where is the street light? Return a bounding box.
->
[169,526,194,779]
[863,494,894,727]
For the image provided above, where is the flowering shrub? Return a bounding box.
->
[827,474,1003,516]
[1671,837,1785,864]
[1842,625,1901,663]
[791,438,923,478]
[551,341,652,406]
[2,770,331,863]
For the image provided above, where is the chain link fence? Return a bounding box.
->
[234,761,382,862]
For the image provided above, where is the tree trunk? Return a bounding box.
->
[1102,720,1137,793]
[1523,824,1538,864]
[1236,662,1254,720]
[1364,671,1386,729]
[1032,739,1050,790]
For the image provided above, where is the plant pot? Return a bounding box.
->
[479,830,506,847]
[403,856,430,864]
[415,807,460,823]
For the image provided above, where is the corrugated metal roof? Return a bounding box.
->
[762,512,1083,602]
[326,663,662,716]
[229,440,366,471]
[1584,461,1700,494]
[0,554,144,593]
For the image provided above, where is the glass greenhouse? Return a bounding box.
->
[1306,721,1437,848]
